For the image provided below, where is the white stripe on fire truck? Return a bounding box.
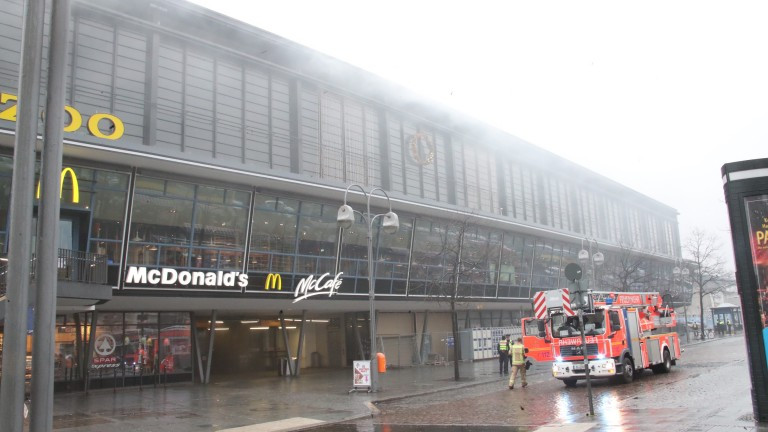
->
[561,290,576,316]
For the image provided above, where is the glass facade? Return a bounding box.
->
[0,153,679,299]
[89,312,192,389]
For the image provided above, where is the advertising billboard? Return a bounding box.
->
[745,195,768,368]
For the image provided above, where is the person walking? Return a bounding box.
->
[498,335,510,375]
[509,337,529,389]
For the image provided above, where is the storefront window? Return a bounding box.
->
[128,176,250,277]
[249,195,299,273]
[159,313,192,375]
[295,201,337,275]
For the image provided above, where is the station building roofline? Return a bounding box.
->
[73,0,677,215]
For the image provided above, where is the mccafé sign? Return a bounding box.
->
[125,266,249,288]
[264,272,344,303]
[0,92,124,140]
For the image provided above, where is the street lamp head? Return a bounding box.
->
[682,268,690,277]
[337,204,355,229]
[592,252,604,266]
[382,211,399,234]
[673,266,680,276]
[578,249,590,263]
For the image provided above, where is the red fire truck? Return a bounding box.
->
[523,290,682,386]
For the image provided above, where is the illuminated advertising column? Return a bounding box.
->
[722,158,768,422]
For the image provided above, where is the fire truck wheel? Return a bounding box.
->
[652,349,672,374]
[563,378,578,387]
[620,357,634,384]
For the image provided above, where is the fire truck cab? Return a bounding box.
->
[525,290,682,386]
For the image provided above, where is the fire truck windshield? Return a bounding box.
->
[550,313,606,338]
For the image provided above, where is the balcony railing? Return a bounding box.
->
[0,249,108,297]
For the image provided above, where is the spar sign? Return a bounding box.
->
[91,334,120,369]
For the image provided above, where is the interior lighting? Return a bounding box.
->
[214,327,229,331]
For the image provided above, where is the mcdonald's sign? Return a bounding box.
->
[265,273,282,290]
[35,167,79,203]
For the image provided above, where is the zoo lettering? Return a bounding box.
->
[0,92,124,140]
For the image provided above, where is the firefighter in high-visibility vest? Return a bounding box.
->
[498,335,510,375]
[509,337,529,389]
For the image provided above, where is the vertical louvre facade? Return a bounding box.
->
[0,0,681,272]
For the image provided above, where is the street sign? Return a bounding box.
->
[352,360,371,389]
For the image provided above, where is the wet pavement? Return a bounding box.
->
[49,335,768,432]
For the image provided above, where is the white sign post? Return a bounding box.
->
[350,360,372,393]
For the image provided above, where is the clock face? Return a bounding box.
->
[408,132,435,166]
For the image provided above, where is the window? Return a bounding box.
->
[128,177,250,278]
[610,310,622,331]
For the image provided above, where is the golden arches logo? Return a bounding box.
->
[36,167,80,203]
[265,273,282,290]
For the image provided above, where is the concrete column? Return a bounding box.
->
[0,0,46,430]
[30,1,70,430]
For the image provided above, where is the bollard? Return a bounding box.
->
[376,352,386,373]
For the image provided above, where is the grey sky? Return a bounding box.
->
[189,0,768,270]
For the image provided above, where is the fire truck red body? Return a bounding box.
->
[523,290,682,386]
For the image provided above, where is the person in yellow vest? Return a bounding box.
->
[509,337,529,389]
[498,335,510,375]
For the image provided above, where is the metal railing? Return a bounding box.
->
[0,249,108,297]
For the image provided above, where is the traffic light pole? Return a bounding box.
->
[577,308,595,417]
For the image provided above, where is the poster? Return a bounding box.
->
[352,360,371,388]
[745,195,768,368]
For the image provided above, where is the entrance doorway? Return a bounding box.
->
[32,209,90,253]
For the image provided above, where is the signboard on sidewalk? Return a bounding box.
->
[352,360,371,388]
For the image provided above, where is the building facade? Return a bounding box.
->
[0,0,681,389]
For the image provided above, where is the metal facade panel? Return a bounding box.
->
[243,67,271,168]
[0,0,22,95]
[270,75,291,170]
[299,85,320,177]
[387,115,404,194]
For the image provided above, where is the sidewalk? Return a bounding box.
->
[50,334,754,432]
[52,360,511,431]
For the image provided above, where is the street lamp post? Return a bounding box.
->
[578,238,604,290]
[337,184,399,393]
[576,238,603,417]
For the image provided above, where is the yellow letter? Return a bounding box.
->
[87,113,124,140]
[63,105,82,132]
[0,93,18,121]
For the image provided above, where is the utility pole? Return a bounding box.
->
[0,0,45,430]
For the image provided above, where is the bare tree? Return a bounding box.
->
[683,228,730,340]
[416,213,497,381]
[599,241,653,292]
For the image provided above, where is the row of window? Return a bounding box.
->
[0,156,680,299]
